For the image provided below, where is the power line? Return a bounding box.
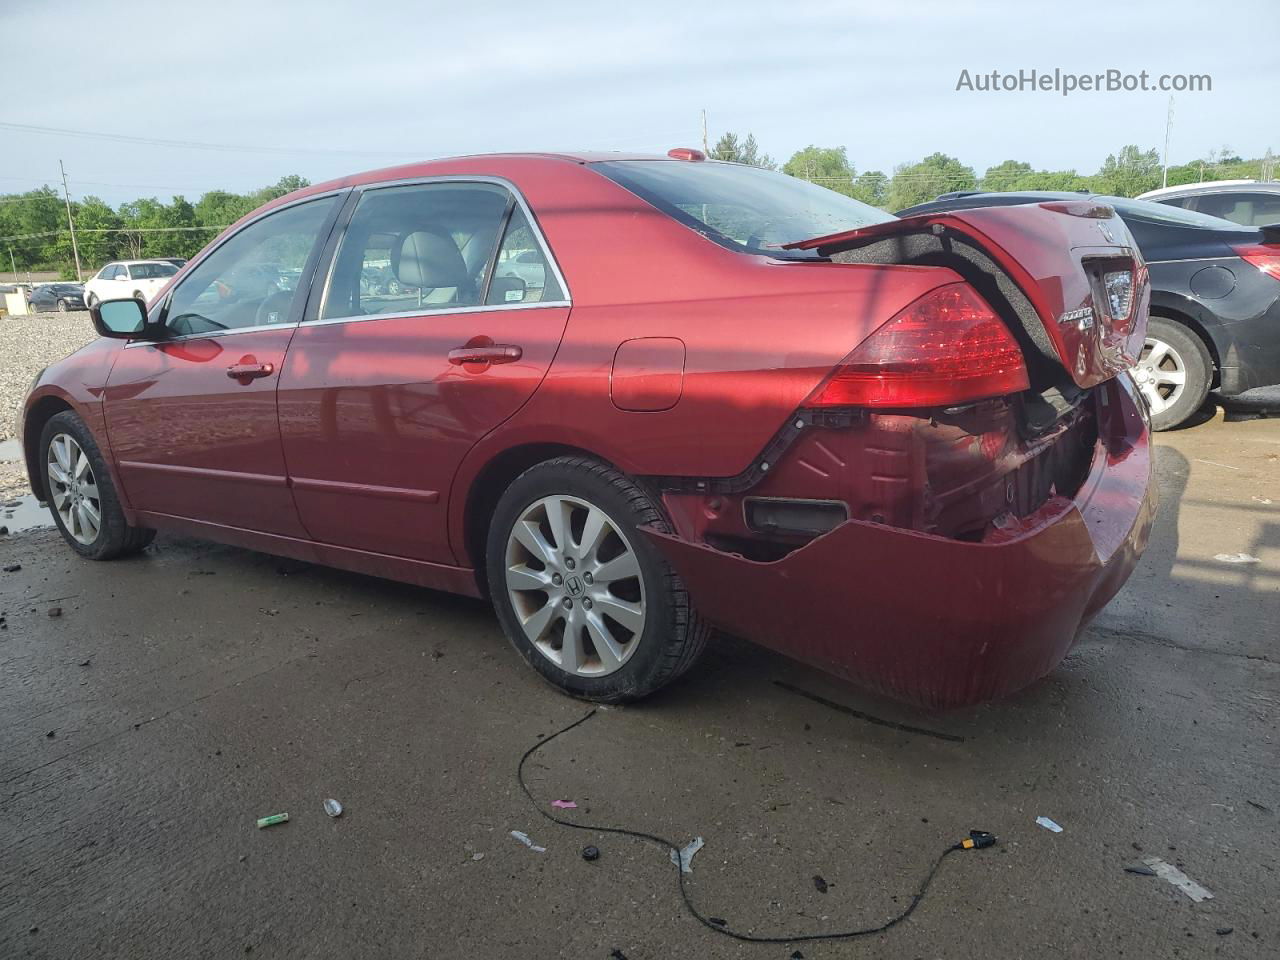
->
[0,120,424,158]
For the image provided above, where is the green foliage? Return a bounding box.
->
[0,175,311,274]
[1093,145,1162,197]
[887,153,977,210]
[783,146,855,197]
[709,132,776,169]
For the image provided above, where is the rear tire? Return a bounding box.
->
[1135,317,1212,431]
[57,299,68,312]
[486,456,710,702]
[40,411,155,560]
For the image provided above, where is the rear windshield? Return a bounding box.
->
[593,160,895,258]
[132,262,179,279]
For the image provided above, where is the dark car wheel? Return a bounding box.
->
[40,411,155,560]
[56,298,68,312]
[486,456,710,702]
[1134,317,1212,431]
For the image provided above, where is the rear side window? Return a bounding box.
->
[1193,192,1280,227]
[321,182,512,320]
[593,160,894,257]
[486,206,564,305]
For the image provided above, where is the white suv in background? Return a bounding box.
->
[84,260,181,307]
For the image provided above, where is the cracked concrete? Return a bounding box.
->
[1,415,1277,959]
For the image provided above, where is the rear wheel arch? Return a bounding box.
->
[462,442,616,594]
[23,395,75,499]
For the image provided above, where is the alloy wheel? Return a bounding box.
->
[57,299,68,312]
[47,433,101,545]
[1133,336,1187,416]
[504,494,646,677]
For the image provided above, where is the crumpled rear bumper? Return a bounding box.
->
[646,377,1155,709]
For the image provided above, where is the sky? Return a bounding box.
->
[2,0,1276,206]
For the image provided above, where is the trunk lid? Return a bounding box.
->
[785,201,1149,390]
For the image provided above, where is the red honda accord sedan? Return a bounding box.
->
[17,150,1155,708]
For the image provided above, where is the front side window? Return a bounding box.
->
[593,160,895,258]
[321,182,510,320]
[163,196,337,335]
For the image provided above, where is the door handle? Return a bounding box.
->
[226,360,275,382]
[447,344,522,366]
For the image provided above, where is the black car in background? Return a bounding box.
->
[896,192,1280,430]
[27,282,86,313]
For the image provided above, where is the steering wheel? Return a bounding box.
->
[255,291,294,326]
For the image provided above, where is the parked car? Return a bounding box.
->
[897,191,1280,430]
[83,260,180,307]
[1138,180,1280,227]
[28,282,86,313]
[17,152,1154,709]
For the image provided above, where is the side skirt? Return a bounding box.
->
[133,510,484,598]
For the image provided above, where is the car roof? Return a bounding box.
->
[1138,180,1280,199]
[119,259,179,266]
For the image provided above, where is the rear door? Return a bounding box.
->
[103,194,343,534]
[277,179,571,564]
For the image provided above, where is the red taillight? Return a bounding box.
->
[804,284,1030,409]
[1234,243,1280,281]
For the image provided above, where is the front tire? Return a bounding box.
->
[1134,317,1212,431]
[86,293,99,308]
[40,411,154,560]
[486,456,710,702]
[57,298,68,312]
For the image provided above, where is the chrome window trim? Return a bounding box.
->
[299,300,571,330]
[309,174,572,326]
[123,321,300,348]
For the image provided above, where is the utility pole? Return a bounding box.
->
[701,109,708,154]
[8,246,15,279]
[1161,96,1174,189]
[58,159,83,281]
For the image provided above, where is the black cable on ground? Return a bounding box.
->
[517,708,996,945]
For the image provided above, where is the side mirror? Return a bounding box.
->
[91,298,148,339]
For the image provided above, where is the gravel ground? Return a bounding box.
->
[0,313,97,499]
[0,311,97,442]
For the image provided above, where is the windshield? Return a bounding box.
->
[593,160,895,258]
[1105,197,1256,231]
[131,262,179,279]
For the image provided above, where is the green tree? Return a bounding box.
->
[851,170,888,207]
[195,189,256,230]
[887,153,977,210]
[1093,145,1162,197]
[709,132,775,169]
[72,197,122,271]
[981,160,1034,191]
[783,146,856,197]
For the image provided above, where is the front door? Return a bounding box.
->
[277,182,571,564]
[103,194,342,535]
